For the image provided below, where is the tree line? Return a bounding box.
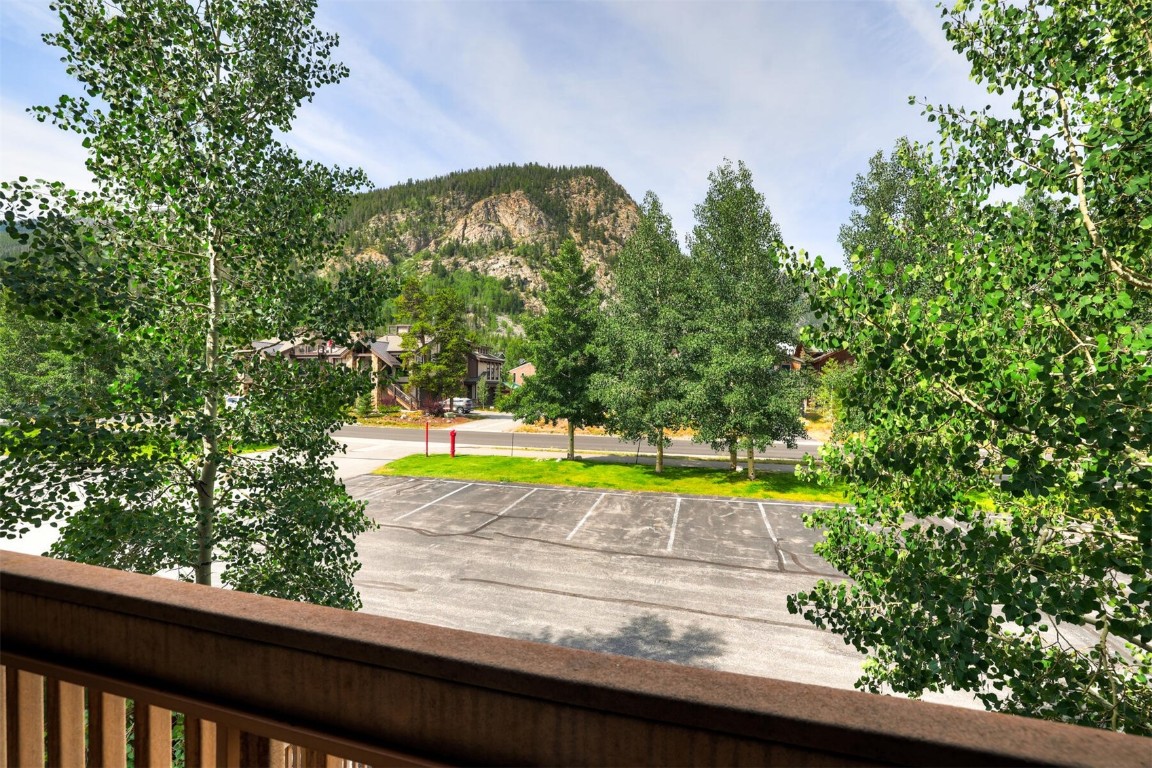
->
[506,160,809,479]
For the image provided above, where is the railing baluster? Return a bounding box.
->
[6,667,45,768]
[134,702,173,768]
[286,742,311,768]
[296,746,326,768]
[88,689,128,767]
[268,737,287,768]
[240,731,269,766]
[0,665,8,768]
[185,717,217,768]
[216,723,241,767]
[46,677,85,767]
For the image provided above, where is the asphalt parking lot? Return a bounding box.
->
[347,474,979,709]
[351,475,840,575]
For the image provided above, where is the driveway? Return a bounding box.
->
[450,412,523,432]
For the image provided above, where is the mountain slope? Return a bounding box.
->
[336,164,640,307]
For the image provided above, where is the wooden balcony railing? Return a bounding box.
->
[383,382,418,411]
[2,551,1149,767]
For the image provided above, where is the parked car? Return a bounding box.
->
[439,397,473,414]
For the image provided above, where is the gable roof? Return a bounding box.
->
[471,350,504,364]
[252,339,295,355]
[369,340,401,367]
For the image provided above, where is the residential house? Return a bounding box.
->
[793,344,855,413]
[467,347,504,406]
[507,360,536,387]
[796,344,855,371]
[777,342,805,371]
[251,338,355,366]
[252,327,503,411]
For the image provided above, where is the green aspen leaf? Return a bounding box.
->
[789,0,1152,735]
[3,0,372,611]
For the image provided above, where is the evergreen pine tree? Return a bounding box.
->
[506,240,602,459]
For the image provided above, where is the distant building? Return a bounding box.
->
[796,344,855,371]
[777,342,804,371]
[468,347,504,405]
[252,327,504,410]
[507,361,536,387]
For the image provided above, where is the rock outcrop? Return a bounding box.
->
[339,164,640,308]
[443,191,549,245]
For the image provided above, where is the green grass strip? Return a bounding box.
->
[236,443,277,454]
[374,454,848,503]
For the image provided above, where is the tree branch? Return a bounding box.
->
[1046,302,1097,374]
[1055,88,1152,291]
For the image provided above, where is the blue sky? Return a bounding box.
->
[0,0,995,266]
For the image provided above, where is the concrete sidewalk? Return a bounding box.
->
[450,411,523,433]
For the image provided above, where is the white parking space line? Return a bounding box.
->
[495,488,537,517]
[355,477,415,500]
[758,502,778,544]
[665,498,682,552]
[393,482,474,521]
[565,493,606,541]
[382,477,416,489]
[380,475,835,508]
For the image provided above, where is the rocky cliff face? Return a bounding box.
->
[446,191,549,245]
[339,164,640,309]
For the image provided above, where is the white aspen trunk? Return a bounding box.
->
[656,428,664,473]
[747,442,756,481]
[567,421,575,460]
[196,219,220,586]
[196,10,223,587]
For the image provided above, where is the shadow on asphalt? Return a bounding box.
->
[514,613,726,668]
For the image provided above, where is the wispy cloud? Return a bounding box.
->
[0,0,59,45]
[892,0,966,77]
[0,101,92,190]
[2,0,995,267]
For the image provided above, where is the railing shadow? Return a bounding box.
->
[515,612,726,668]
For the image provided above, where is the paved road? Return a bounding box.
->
[335,424,820,463]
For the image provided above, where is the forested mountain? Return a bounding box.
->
[0,228,30,257]
[335,163,641,311]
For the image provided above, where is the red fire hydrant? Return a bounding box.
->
[450,429,457,458]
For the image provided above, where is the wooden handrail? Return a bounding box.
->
[2,552,1149,767]
[387,381,418,410]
